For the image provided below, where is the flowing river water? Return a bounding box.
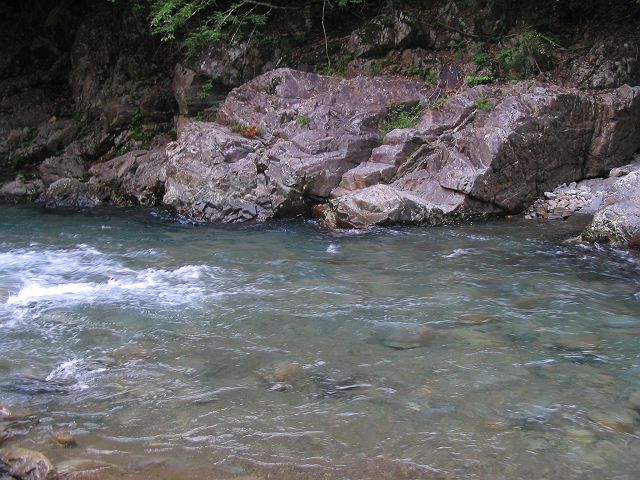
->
[1,205,640,479]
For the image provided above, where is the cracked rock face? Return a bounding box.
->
[35,69,640,230]
[162,68,428,223]
[325,82,640,228]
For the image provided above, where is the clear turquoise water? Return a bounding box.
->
[1,206,640,479]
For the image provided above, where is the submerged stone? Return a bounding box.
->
[56,458,123,479]
[588,409,639,433]
[551,333,601,352]
[381,324,436,350]
[0,448,56,480]
[52,429,76,448]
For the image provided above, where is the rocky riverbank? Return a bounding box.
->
[1,1,640,248]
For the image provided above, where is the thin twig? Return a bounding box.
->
[322,0,330,71]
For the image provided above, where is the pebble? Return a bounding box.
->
[460,313,495,325]
[270,362,303,382]
[588,408,639,433]
[0,405,13,421]
[551,333,601,352]
[52,429,77,447]
[382,324,437,350]
[481,417,511,432]
[564,426,597,443]
[626,390,640,410]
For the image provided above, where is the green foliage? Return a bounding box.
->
[404,66,438,85]
[475,98,492,111]
[497,31,558,78]
[423,69,438,85]
[369,61,384,76]
[146,0,364,57]
[429,96,448,110]
[473,51,492,68]
[318,53,353,76]
[465,75,494,87]
[197,80,215,100]
[128,109,154,145]
[194,112,206,121]
[496,48,516,73]
[297,114,310,127]
[380,103,423,135]
[229,122,246,134]
[404,65,423,76]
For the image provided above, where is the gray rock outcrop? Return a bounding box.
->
[582,169,640,247]
[31,68,640,232]
[324,82,640,228]
[162,68,429,222]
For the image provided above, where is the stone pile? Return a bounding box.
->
[524,182,604,220]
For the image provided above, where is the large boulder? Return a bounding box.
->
[39,155,85,186]
[0,178,45,203]
[325,82,640,228]
[582,170,640,247]
[42,178,108,208]
[89,148,168,206]
[0,447,57,480]
[163,68,429,223]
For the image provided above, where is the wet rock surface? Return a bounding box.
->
[0,448,56,480]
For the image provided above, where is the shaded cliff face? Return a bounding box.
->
[0,0,177,183]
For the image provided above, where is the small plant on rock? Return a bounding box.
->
[242,124,260,138]
[297,114,310,127]
[465,75,494,87]
[475,98,492,111]
[380,103,423,135]
[197,80,215,100]
[423,69,438,85]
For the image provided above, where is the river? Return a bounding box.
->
[1,206,640,479]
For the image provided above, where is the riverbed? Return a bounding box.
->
[1,206,640,479]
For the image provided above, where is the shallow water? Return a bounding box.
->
[1,206,640,479]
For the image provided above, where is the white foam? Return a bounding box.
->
[5,257,218,306]
[45,358,107,390]
[445,248,476,258]
[326,244,339,254]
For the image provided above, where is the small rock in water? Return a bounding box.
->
[626,390,640,411]
[0,447,56,480]
[551,333,601,352]
[0,406,13,421]
[267,382,289,392]
[564,426,597,443]
[267,362,303,383]
[382,324,436,350]
[588,408,639,433]
[460,313,494,325]
[481,417,511,433]
[52,429,77,447]
[56,458,124,479]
